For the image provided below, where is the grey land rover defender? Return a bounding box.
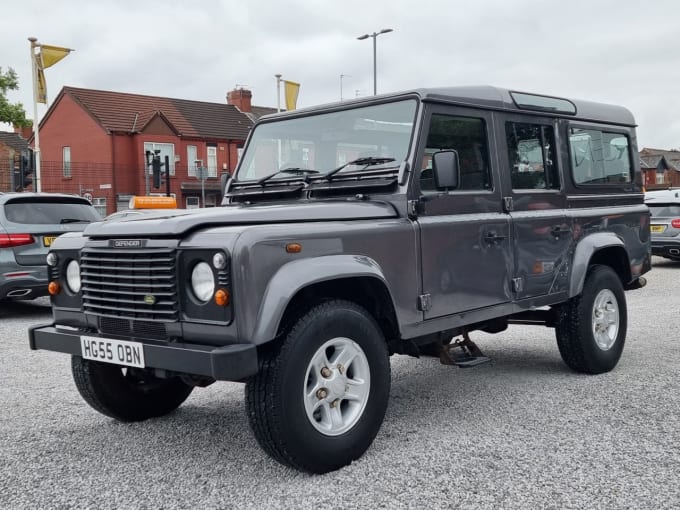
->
[30,86,651,474]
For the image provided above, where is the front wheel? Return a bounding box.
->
[555,265,627,374]
[71,356,194,422]
[245,300,391,474]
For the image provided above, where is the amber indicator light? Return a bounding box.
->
[48,281,61,295]
[286,243,302,253]
[214,289,230,307]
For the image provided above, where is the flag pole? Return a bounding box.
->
[275,74,282,113]
[28,37,41,192]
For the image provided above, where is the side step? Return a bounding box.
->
[439,332,491,368]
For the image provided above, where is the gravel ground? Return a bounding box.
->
[1,259,679,509]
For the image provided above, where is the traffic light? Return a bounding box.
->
[152,156,162,189]
[15,149,34,191]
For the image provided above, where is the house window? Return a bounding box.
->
[143,142,175,176]
[656,172,665,184]
[187,145,198,177]
[63,147,71,177]
[207,145,217,177]
[92,197,106,217]
[186,196,200,209]
[205,194,216,207]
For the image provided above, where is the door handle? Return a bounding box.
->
[550,226,572,237]
[484,231,506,244]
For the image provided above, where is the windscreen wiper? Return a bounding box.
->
[325,157,396,181]
[256,167,319,185]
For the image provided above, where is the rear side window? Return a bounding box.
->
[4,201,101,225]
[569,128,631,185]
[506,122,559,190]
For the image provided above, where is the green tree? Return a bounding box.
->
[0,67,31,128]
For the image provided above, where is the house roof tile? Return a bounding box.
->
[0,132,29,152]
[60,86,255,140]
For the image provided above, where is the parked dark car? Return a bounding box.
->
[645,189,680,261]
[0,192,100,301]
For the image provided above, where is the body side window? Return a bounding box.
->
[569,127,632,185]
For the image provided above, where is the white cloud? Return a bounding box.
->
[2,0,679,148]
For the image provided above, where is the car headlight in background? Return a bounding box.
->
[191,262,215,302]
[65,260,81,293]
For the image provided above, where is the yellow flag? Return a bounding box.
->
[284,80,300,110]
[39,44,72,69]
[33,43,73,104]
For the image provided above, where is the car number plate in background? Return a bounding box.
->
[650,225,666,233]
[80,336,145,368]
[43,236,57,247]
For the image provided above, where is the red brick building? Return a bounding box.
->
[0,129,31,192]
[640,148,680,190]
[35,87,275,214]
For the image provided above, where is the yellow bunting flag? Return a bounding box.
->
[284,80,300,111]
[33,43,73,104]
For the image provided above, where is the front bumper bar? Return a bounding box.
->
[29,324,258,382]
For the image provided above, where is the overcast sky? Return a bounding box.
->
[2,0,679,149]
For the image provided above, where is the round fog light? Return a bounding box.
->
[191,262,215,303]
[66,260,81,293]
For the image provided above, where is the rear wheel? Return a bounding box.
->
[245,300,390,474]
[555,265,627,374]
[71,356,194,422]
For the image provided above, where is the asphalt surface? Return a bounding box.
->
[1,258,679,509]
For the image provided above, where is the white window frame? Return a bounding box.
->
[143,142,175,176]
[656,172,665,184]
[186,196,200,209]
[63,146,71,177]
[92,197,106,216]
[207,146,217,177]
[187,145,198,177]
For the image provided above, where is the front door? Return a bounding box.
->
[416,107,513,320]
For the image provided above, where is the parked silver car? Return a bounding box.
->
[0,192,101,300]
[645,188,680,261]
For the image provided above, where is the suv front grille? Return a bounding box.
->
[81,247,178,322]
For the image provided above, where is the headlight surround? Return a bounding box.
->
[191,262,215,303]
[65,259,82,294]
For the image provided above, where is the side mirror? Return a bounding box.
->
[432,150,460,190]
[220,172,231,197]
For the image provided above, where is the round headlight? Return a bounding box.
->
[66,260,81,293]
[191,262,215,302]
[46,252,58,267]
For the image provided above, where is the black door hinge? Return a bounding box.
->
[418,293,432,311]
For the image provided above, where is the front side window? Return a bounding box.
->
[569,128,631,185]
[420,114,491,192]
[506,122,559,190]
[236,100,417,181]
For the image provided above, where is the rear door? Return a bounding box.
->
[3,197,101,265]
[415,105,512,319]
[496,114,571,299]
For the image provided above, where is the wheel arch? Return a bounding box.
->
[569,233,631,297]
[250,255,400,345]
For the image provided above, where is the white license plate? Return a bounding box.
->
[80,336,145,368]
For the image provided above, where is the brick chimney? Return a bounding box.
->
[14,124,33,140]
[227,88,252,113]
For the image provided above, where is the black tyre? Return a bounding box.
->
[555,265,627,374]
[245,300,391,474]
[71,356,194,422]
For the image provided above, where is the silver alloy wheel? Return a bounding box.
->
[303,337,371,436]
[591,289,620,351]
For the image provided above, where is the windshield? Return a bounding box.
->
[236,99,417,181]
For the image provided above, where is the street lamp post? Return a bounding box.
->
[357,28,393,95]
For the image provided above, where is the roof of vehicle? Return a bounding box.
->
[265,85,636,127]
[644,188,680,203]
[0,192,93,205]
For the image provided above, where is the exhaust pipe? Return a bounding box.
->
[6,289,32,298]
